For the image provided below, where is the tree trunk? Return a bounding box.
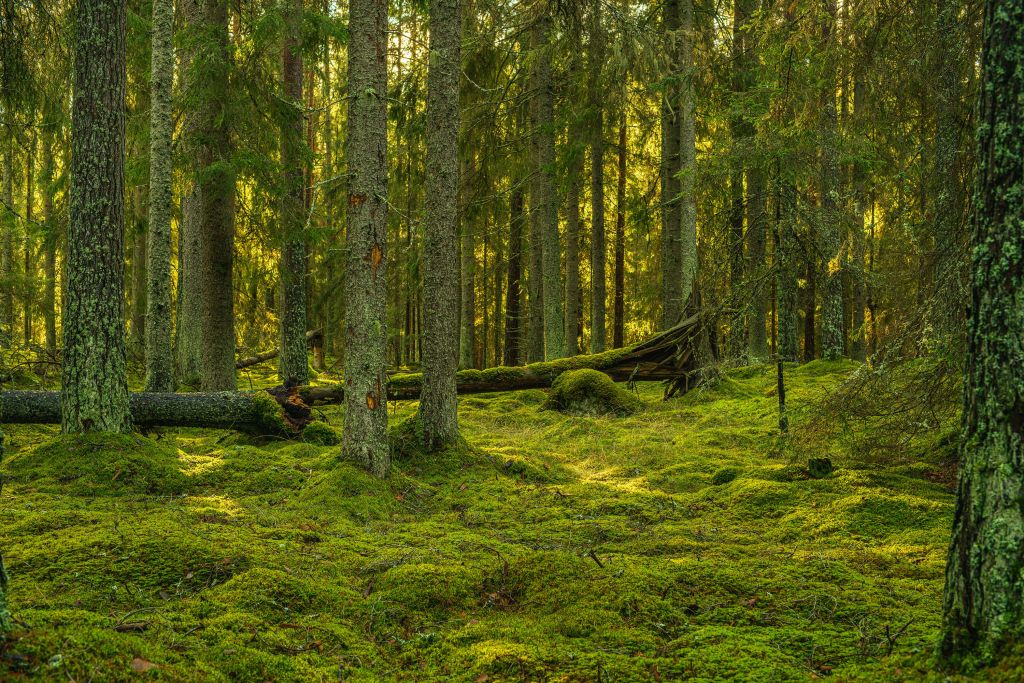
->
[613,115,626,348]
[63,0,131,432]
[940,0,1024,665]
[145,0,175,391]
[564,149,582,356]
[803,255,816,362]
[504,187,524,366]
[818,0,844,360]
[344,0,390,477]
[419,0,461,449]
[746,166,768,359]
[530,15,565,360]
[1,134,13,347]
[23,138,34,346]
[279,0,309,388]
[660,0,683,328]
[849,67,868,361]
[678,0,697,320]
[41,124,57,355]
[459,166,476,369]
[129,186,146,359]
[588,0,606,353]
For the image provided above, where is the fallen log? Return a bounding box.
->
[0,387,311,435]
[236,330,323,370]
[0,314,710,431]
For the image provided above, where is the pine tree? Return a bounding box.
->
[588,0,606,353]
[278,0,309,387]
[343,0,389,476]
[940,0,1024,666]
[144,0,175,392]
[62,0,131,432]
[418,0,461,449]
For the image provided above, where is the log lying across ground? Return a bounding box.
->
[236,329,323,369]
[0,314,708,431]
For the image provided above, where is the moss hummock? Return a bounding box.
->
[1,433,187,496]
[541,368,643,416]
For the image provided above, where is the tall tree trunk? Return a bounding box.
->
[129,186,146,358]
[776,179,799,361]
[613,115,626,348]
[849,67,868,361]
[23,138,34,346]
[803,255,817,361]
[588,0,606,352]
[41,124,57,355]
[279,0,309,387]
[940,0,1024,665]
[564,149,582,356]
[63,0,131,432]
[746,167,768,359]
[1,134,13,347]
[660,0,683,328]
[459,159,476,369]
[144,0,175,391]
[678,0,697,319]
[504,187,524,366]
[419,0,461,449]
[530,15,565,360]
[343,0,389,476]
[818,0,844,360]
[526,160,544,360]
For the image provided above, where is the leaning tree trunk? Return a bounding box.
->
[940,0,1024,667]
[419,0,461,449]
[344,0,390,477]
[145,0,175,392]
[63,0,131,433]
[278,0,309,388]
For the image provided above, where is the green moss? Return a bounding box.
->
[541,369,643,416]
[1,433,188,495]
[301,420,340,446]
[711,466,741,485]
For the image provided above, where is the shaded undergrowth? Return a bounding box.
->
[0,361,1016,681]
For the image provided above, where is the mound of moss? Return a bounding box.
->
[541,369,643,417]
[301,421,341,446]
[1,433,188,496]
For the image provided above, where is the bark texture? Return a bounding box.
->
[588,0,606,353]
[818,0,844,360]
[564,150,582,356]
[278,0,309,388]
[144,0,175,392]
[940,0,1024,666]
[343,0,390,476]
[418,0,461,449]
[63,0,131,432]
[503,187,524,366]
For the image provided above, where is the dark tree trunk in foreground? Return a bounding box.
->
[588,0,606,353]
[940,0,1024,667]
[418,0,461,449]
[145,0,175,392]
[503,187,524,366]
[344,0,389,476]
[63,0,131,432]
[613,116,626,348]
[278,0,309,388]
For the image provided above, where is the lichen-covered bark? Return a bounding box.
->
[278,0,309,388]
[530,15,565,361]
[23,144,35,346]
[144,0,175,392]
[129,187,146,358]
[343,0,389,477]
[940,0,1024,667]
[660,0,683,328]
[818,0,844,361]
[564,150,582,356]
[1,134,13,348]
[677,0,697,320]
[503,187,524,366]
[40,124,57,354]
[418,0,461,449]
[588,0,606,353]
[459,190,476,369]
[63,0,131,433]
[613,117,626,348]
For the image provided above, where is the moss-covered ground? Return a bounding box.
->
[0,361,1019,681]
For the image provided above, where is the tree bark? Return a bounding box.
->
[279,0,309,388]
[660,0,683,328]
[565,149,582,356]
[344,0,390,477]
[588,0,606,353]
[40,123,57,355]
[145,0,175,391]
[459,159,477,369]
[613,115,626,348]
[23,137,35,347]
[1,133,13,348]
[419,0,462,449]
[940,0,1024,666]
[818,0,844,360]
[63,0,131,432]
[504,187,524,366]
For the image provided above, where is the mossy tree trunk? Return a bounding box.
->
[278,0,309,388]
[144,0,175,392]
[343,0,390,477]
[503,186,523,366]
[40,121,57,355]
[530,14,565,361]
[818,0,844,361]
[564,147,582,356]
[459,169,477,369]
[23,140,35,346]
[418,0,461,449]
[588,0,606,353]
[62,0,131,433]
[660,0,683,329]
[613,115,626,349]
[1,133,13,348]
[678,0,697,325]
[940,0,1024,667]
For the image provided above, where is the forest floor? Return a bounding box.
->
[0,360,1020,681]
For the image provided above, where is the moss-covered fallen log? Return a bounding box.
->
[0,388,310,435]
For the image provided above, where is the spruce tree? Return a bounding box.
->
[940,0,1024,666]
[343,0,389,476]
[62,0,131,432]
[418,0,461,449]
